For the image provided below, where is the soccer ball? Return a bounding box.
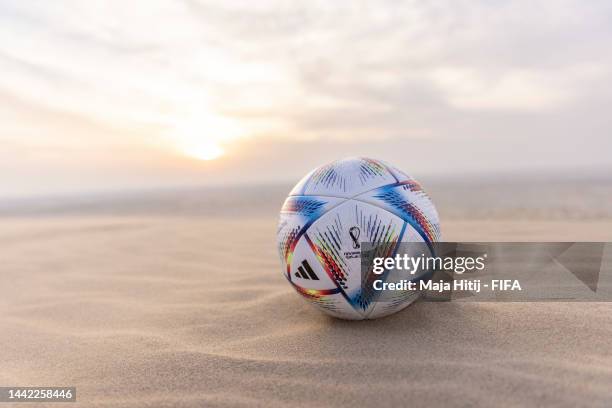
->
[277,157,441,320]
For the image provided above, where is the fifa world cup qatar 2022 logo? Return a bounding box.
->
[349,226,361,249]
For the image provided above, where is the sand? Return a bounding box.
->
[1,216,612,407]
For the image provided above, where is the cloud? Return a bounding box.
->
[0,0,611,195]
[429,66,587,112]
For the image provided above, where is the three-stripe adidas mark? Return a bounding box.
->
[295,260,319,280]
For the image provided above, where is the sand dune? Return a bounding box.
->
[1,216,612,407]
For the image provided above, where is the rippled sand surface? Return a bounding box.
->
[2,216,612,407]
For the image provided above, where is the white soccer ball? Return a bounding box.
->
[277,157,441,320]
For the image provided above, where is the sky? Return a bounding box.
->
[1,0,611,197]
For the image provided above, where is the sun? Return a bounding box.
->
[169,112,243,161]
[181,139,224,161]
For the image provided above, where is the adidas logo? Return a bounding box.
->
[294,260,319,280]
